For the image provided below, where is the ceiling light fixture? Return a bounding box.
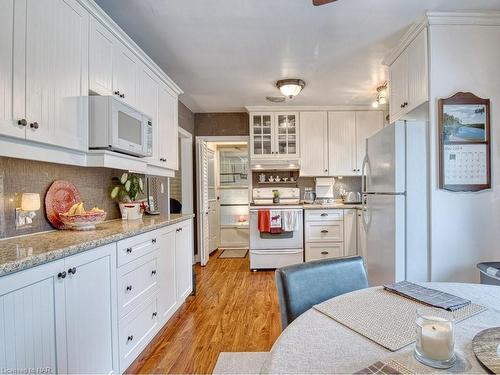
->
[276,79,306,99]
[372,82,388,108]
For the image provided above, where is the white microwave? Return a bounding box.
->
[89,96,153,157]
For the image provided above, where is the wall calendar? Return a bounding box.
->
[438,92,491,192]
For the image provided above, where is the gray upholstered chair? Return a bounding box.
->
[275,256,368,329]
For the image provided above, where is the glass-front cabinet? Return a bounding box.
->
[250,112,299,159]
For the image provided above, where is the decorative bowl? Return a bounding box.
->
[58,211,107,230]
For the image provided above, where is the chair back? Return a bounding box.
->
[275,256,368,329]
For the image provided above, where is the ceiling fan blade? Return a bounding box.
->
[312,0,337,5]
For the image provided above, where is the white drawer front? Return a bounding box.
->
[117,229,160,267]
[305,242,344,262]
[305,221,344,242]
[119,294,159,372]
[249,249,303,270]
[305,209,343,222]
[118,251,158,317]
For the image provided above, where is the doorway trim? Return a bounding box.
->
[195,135,250,265]
[179,127,193,215]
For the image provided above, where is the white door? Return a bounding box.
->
[23,0,89,151]
[64,244,117,374]
[0,259,65,373]
[407,28,428,112]
[299,112,328,176]
[328,111,356,176]
[89,17,115,96]
[0,0,24,139]
[158,83,179,170]
[175,221,193,301]
[355,111,384,174]
[274,112,299,158]
[343,208,357,256]
[158,226,177,324]
[138,67,159,166]
[389,50,408,122]
[196,139,210,266]
[207,148,219,252]
[363,194,405,286]
[113,45,138,107]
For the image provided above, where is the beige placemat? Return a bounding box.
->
[355,359,414,374]
[314,287,486,351]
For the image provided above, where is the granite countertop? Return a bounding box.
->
[302,203,363,210]
[0,214,194,277]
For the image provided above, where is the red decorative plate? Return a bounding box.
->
[45,180,81,229]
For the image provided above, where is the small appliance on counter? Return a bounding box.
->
[343,191,362,204]
[303,188,316,204]
[315,177,335,204]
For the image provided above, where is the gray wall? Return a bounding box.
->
[195,113,249,136]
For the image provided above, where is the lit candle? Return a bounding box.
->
[415,308,456,368]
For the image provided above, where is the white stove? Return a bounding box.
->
[249,187,304,270]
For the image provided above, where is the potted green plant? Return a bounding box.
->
[109,173,146,220]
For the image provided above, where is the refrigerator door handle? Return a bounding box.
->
[361,154,370,194]
[361,195,371,232]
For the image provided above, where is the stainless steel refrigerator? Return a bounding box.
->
[361,121,428,286]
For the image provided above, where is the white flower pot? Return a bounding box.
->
[119,202,143,220]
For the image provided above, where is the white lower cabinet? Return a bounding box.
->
[304,209,359,262]
[0,219,193,374]
[0,243,118,374]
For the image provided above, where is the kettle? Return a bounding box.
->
[344,191,362,204]
[303,188,316,204]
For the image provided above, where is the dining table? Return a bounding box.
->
[261,282,500,374]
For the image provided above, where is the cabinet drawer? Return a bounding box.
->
[305,242,344,262]
[117,230,160,267]
[305,210,343,222]
[305,221,344,242]
[118,251,158,317]
[119,294,159,372]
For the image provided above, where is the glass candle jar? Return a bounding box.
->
[415,308,456,369]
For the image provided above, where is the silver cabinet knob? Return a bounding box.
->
[30,122,39,129]
[18,119,27,126]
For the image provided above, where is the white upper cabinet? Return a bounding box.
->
[300,112,328,176]
[13,0,89,152]
[250,112,299,159]
[328,111,357,176]
[389,28,428,122]
[355,111,384,172]
[89,18,115,96]
[0,0,20,139]
[113,45,139,108]
[158,83,179,170]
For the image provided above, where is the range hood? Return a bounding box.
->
[250,158,300,171]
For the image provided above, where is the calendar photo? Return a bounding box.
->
[443,104,486,142]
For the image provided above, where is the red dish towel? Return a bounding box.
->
[258,210,271,233]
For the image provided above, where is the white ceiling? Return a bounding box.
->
[95,0,500,113]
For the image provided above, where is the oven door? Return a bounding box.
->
[111,100,146,156]
[249,209,303,250]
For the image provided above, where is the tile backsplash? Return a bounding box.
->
[0,157,167,239]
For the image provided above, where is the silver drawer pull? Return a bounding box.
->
[151,269,157,276]
[152,238,157,244]
[126,285,133,292]
[320,230,329,233]
[320,213,328,217]
[321,251,329,255]
[127,335,134,342]
[126,247,132,253]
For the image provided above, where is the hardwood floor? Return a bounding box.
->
[126,250,281,374]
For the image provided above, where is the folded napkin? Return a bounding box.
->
[281,210,299,232]
[355,360,413,374]
[383,281,470,311]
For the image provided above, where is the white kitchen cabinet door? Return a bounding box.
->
[0,0,24,139]
[175,220,193,302]
[89,18,115,96]
[357,210,367,265]
[328,111,356,176]
[299,112,328,176]
[343,209,358,256]
[64,244,118,374]
[389,50,408,122]
[113,44,139,108]
[158,83,179,170]
[355,111,383,174]
[0,259,65,373]
[138,67,159,166]
[21,0,89,151]
[407,28,428,113]
[250,113,274,159]
[274,112,299,159]
[157,227,177,324]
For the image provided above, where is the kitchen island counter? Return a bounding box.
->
[0,214,194,277]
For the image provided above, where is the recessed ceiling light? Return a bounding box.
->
[276,79,306,99]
